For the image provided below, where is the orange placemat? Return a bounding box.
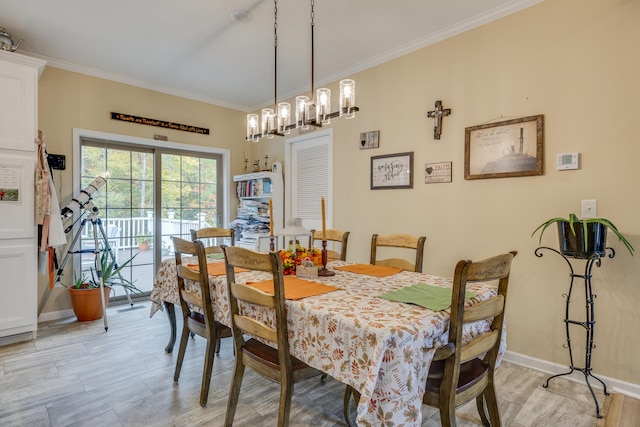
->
[187,262,249,276]
[246,276,340,300]
[334,264,403,277]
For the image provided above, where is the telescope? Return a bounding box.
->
[60,176,106,219]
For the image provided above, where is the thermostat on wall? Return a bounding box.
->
[556,153,579,170]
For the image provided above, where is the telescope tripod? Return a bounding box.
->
[38,206,133,331]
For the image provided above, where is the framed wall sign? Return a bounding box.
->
[464,115,543,180]
[360,130,380,149]
[371,152,413,190]
[425,161,452,183]
[0,155,34,239]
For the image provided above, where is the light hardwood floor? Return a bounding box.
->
[1,301,637,426]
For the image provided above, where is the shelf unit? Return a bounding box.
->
[231,171,283,252]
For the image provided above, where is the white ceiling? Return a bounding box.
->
[0,0,540,112]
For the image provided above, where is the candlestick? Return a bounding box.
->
[318,240,335,277]
[321,197,326,240]
[269,198,274,236]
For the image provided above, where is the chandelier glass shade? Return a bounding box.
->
[246,0,358,142]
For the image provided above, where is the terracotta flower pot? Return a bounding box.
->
[68,286,111,321]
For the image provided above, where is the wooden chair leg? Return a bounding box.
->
[482,384,501,426]
[343,386,361,427]
[476,394,490,426]
[215,336,221,354]
[199,340,215,407]
[278,380,294,427]
[173,326,191,381]
[438,392,457,427]
[224,361,246,427]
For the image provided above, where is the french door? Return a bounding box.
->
[77,136,223,300]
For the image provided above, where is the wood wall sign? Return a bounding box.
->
[464,115,543,180]
[111,112,209,135]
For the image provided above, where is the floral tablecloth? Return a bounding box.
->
[150,259,502,426]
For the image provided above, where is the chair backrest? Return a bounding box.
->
[106,224,120,238]
[172,236,215,335]
[309,229,350,261]
[448,250,516,365]
[370,233,426,272]
[190,227,234,255]
[222,245,293,379]
[423,250,517,423]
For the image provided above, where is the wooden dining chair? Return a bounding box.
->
[309,229,350,261]
[344,250,517,426]
[221,245,322,427]
[190,227,235,255]
[423,250,517,426]
[171,236,231,407]
[370,233,426,272]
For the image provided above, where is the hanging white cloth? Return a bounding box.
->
[35,130,66,248]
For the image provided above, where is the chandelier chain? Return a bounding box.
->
[310,0,315,96]
[273,0,278,108]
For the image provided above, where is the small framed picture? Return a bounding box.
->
[371,152,413,190]
[425,162,452,183]
[464,115,543,180]
[360,130,380,149]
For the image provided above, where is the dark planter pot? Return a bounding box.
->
[557,221,607,259]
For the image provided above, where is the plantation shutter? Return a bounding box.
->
[288,130,332,234]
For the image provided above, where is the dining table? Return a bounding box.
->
[150,257,504,426]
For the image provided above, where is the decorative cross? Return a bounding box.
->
[427,100,451,140]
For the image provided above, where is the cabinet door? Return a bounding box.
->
[0,59,38,151]
[0,243,37,337]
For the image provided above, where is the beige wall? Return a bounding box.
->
[323,0,640,385]
[38,0,640,386]
[37,67,248,314]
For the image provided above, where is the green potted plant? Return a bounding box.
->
[67,251,143,321]
[136,235,151,251]
[532,213,634,258]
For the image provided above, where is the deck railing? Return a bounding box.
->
[80,216,210,249]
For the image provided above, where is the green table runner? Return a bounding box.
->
[379,283,476,311]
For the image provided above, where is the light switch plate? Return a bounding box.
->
[581,199,597,218]
[556,153,579,170]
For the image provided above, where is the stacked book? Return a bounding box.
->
[230,200,271,249]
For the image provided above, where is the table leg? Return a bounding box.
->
[163,301,177,353]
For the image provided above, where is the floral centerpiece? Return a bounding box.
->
[279,244,322,275]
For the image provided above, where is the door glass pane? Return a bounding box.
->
[78,143,155,300]
[160,153,220,261]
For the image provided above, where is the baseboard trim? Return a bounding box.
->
[37,309,75,323]
[0,331,36,346]
[503,350,640,400]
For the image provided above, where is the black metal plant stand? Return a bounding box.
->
[535,246,613,418]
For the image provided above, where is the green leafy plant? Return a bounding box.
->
[136,235,151,244]
[73,271,91,289]
[532,213,634,255]
[88,250,145,297]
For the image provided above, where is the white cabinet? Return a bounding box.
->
[231,171,283,251]
[0,51,46,343]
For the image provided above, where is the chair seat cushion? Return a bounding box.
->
[188,312,232,338]
[425,358,489,395]
[243,338,310,371]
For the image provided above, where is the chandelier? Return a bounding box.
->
[246,0,358,142]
